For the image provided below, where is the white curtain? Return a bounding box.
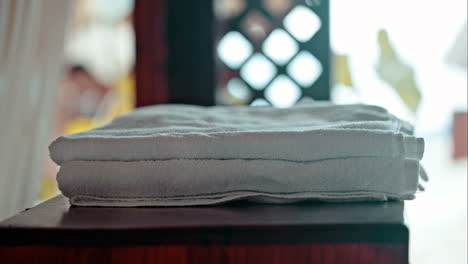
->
[0,0,72,220]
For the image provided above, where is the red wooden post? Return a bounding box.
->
[133,0,169,107]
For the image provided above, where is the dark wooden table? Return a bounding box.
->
[0,195,408,264]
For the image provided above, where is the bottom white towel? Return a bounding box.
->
[58,157,420,207]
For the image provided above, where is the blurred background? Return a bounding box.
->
[0,0,466,263]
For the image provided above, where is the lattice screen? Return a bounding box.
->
[215,0,330,107]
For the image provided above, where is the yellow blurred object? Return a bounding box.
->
[376,29,421,112]
[39,174,59,201]
[93,73,135,127]
[335,54,353,88]
[64,117,97,135]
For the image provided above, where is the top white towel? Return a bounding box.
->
[49,100,424,164]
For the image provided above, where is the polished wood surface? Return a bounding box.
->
[0,195,409,263]
[0,195,407,245]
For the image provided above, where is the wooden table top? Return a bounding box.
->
[0,195,408,246]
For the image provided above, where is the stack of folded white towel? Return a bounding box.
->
[49,100,425,206]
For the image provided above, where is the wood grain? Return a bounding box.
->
[0,244,407,264]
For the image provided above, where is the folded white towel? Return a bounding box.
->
[50,101,424,164]
[51,100,425,206]
[58,157,420,207]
